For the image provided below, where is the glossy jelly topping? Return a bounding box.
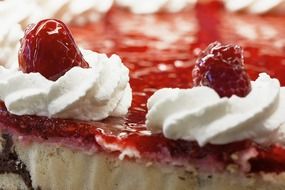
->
[18,19,89,81]
[1,2,285,173]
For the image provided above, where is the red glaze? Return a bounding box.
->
[192,42,251,97]
[18,19,89,81]
[2,2,285,173]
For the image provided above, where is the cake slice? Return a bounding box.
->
[1,1,285,190]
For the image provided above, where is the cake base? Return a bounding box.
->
[1,133,285,190]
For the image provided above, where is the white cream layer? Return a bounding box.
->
[146,73,285,146]
[0,49,132,121]
[0,22,22,69]
[115,0,197,14]
[0,0,113,27]
[224,0,285,14]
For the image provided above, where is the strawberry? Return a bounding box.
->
[18,19,89,81]
[192,42,251,97]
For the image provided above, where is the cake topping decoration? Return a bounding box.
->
[0,19,132,121]
[146,42,285,146]
[147,73,285,146]
[19,19,89,81]
[224,0,285,15]
[0,0,113,27]
[116,0,196,14]
[192,42,251,97]
[0,23,23,69]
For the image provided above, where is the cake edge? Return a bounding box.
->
[1,131,285,190]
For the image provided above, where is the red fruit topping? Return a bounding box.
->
[18,19,89,81]
[192,42,251,97]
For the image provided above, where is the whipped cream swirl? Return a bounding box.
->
[115,0,197,14]
[0,0,113,27]
[146,73,285,146]
[224,0,285,14]
[0,23,23,69]
[0,49,132,121]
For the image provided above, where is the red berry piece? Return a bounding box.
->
[18,19,89,81]
[192,42,251,97]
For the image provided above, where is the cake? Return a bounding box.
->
[1,1,285,190]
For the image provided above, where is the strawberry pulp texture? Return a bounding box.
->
[192,41,251,97]
[1,2,285,173]
[18,19,89,81]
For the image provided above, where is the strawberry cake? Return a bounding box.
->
[1,1,285,190]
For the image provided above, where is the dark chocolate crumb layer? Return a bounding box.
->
[0,134,36,190]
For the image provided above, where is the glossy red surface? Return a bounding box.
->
[192,41,251,97]
[19,19,89,81]
[1,2,285,173]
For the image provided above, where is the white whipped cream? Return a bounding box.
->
[0,0,113,27]
[146,73,285,146]
[0,49,132,121]
[224,0,285,14]
[0,23,23,69]
[115,0,197,14]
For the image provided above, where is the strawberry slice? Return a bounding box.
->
[192,42,251,97]
[18,19,89,81]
